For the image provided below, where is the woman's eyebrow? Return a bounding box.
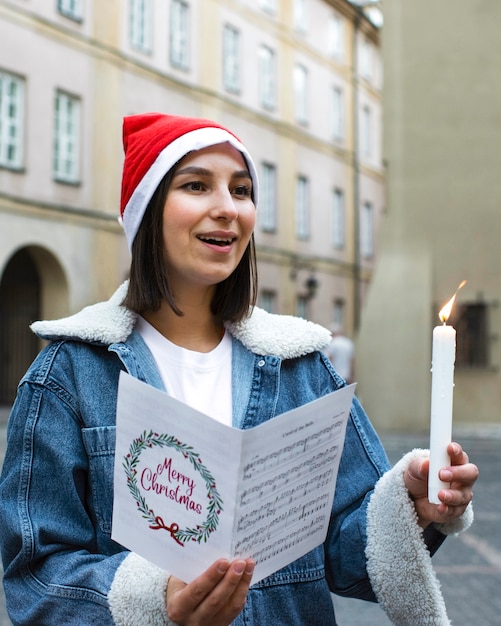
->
[174,165,251,180]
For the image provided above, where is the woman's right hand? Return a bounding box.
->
[166,558,255,625]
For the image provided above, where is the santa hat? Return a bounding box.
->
[120,112,259,250]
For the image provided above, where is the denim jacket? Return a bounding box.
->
[0,283,472,626]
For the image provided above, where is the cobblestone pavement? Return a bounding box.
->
[0,409,499,625]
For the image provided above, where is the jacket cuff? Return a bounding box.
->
[365,449,473,626]
[108,552,177,625]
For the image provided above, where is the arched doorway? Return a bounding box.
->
[0,249,41,404]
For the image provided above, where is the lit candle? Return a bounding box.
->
[428,281,465,504]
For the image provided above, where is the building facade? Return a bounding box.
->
[356,0,501,429]
[0,0,383,404]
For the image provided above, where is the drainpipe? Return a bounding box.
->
[352,11,362,331]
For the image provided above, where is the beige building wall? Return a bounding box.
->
[0,0,383,403]
[356,0,501,430]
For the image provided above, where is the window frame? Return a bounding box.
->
[222,23,240,94]
[170,0,190,70]
[57,0,84,22]
[0,70,25,170]
[129,0,153,54]
[293,63,308,126]
[331,188,345,250]
[332,84,345,142]
[258,44,277,111]
[295,174,310,240]
[53,90,81,185]
[328,12,344,61]
[259,162,277,233]
[360,200,374,259]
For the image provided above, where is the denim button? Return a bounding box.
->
[258,359,265,367]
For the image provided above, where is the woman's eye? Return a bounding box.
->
[184,181,205,192]
[233,185,252,197]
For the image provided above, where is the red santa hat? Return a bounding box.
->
[120,112,259,250]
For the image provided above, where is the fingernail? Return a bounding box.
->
[233,561,246,575]
[217,560,230,574]
[245,561,255,575]
[440,469,453,481]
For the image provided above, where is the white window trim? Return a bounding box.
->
[223,24,240,94]
[329,12,344,60]
[259,44,276,111]
[332,85,345,142]
[57,0,84,21]
[332,188,345,249]
[53,91,81,184]
[170,0,190,70]
[259,162,277,232]
[295,175,310,240]
[360,200,374,258]
[360,104,372,158]
[294,64,308,125]
[130,0,153,53]
[293,0,307,32]
[0,71,24,169]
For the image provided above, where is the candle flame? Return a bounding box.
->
[439,280,467,323]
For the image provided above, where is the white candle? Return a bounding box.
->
[428,323,456,503]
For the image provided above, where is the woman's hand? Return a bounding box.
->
[404,442,479,527]
[166,558,255,626]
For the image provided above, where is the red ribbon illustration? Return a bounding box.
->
[149,516,184,547]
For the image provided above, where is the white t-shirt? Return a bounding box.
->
[136,316,233,426]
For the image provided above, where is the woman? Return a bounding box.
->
[0,113,478,626]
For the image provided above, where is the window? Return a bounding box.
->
[293,0,307,32]
[333,299,345,328]
[57,0,83,21]
[295,175,310,240]
[0,71,24,169]
[328,13,344,60]
[332,188,345,249]
[223,24,240,94]
[259,290,277,313]
[360,201,374,258]
[360,37,374,81]
[130,0,152,53]
[259,45,276,110]
[259,162,277,232]
[332,85,345,142]
[450,303,489,368]
[170,0,189,70]
[53,91,81,184]
[260,0,276,15]
[296,295,309,320]
[293,64,308,125]
[360,104,372,158]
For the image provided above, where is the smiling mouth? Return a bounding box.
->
[197,235,236,246]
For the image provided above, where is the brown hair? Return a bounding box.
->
[122,168,258,323]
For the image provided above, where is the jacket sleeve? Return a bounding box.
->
[0,360,172,625]
[323,394,473,618]
[365,448,473,626]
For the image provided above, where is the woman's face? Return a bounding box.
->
[161,142,256,294]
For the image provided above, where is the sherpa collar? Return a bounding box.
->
[30,282,331,360]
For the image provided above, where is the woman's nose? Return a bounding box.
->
[210,187,239,221]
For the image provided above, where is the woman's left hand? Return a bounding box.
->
[404,442,479,527]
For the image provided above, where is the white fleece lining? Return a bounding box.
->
[366,449,473,626]
[108,552,176,626]
[30,282,332,359]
